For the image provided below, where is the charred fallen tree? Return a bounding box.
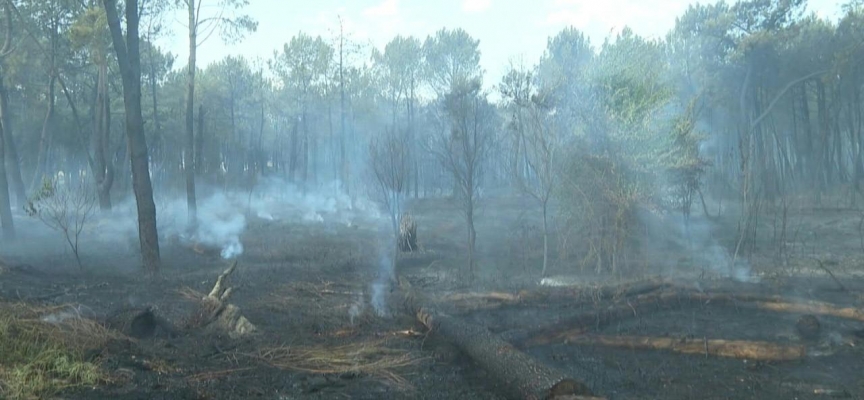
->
[443,279,675,312]
[515,286,864,348]
[398,276,601,400]
[551,334,807,361]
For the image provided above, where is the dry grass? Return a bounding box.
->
[254,280,371,330]
[0,302,124,399]
[253,338,425,390]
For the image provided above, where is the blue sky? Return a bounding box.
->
[157,0,846,89]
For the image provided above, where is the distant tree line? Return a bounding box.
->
[0,0,860,277]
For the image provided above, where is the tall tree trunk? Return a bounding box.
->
[94,60,113,210]
[0,72,24,207]
[339,20,348,195]
[289,118,298,182]
[33,74,56,191]
[467,203,476,283]
[302,109,309,188]
[0,3,22,207]
[184,0,198,229]
[0,74,14,238]
[103,0,161,274]
[196,105,205,176]
[541,199,549,278]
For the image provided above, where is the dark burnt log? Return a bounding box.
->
[555,334,807,361]
[516,288,864,348]
[445,278,675,312]
[399,276,600,400]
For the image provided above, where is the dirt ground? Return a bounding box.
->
[1,193,863,399]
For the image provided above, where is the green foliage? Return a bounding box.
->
[422,28,482,95]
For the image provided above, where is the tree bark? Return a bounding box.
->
[93,60,113,210]
[0,3,23,208]
[0,72,16,240]
[0,81,24,207]
[32,74,56,191]
[184,0,198,229]
[559,334,806,361]
[398,277,597,400]
[0,94,14,239]
[195,105,205,177]
[103,0,161,274]
[338,21,348,195]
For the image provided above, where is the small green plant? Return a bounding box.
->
[24,178,96,270]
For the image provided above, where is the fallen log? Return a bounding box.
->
[399,276,599,400]
[517,289,864,347]
[695,293,864,322]
[518,290,689,347]
[444,278,675,312]
[553,334,807,361]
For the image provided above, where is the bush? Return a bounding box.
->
[24,178,96,270]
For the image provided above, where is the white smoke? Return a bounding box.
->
[80,178,385,261]
[370,242,393,317]
[194,193,246,259]
[370,282,388,317]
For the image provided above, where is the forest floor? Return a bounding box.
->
[1,192,864,399]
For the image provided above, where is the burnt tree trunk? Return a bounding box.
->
[93,60,114,210]
[195,105,205,176]
[398,277,598,400]
[103,0,161,274]
[184,0,198,229]
[0,9,15,238]
[0,88,13,239]
[0,79,24,208]
[33,73,56,190]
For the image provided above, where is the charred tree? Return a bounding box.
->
[31,1,60,192]
[102,0,161,274]
[93,60,114,210]
[0,92,24,208]
[195,104,205,176]
[398,276,598,400]
[0,3,16,238]
[183,0,198,229]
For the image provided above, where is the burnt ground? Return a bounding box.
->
[1,193,864,399]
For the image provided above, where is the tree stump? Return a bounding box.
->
[398,212,417,252]
[190,261,257,339]
[105,307,177,339]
